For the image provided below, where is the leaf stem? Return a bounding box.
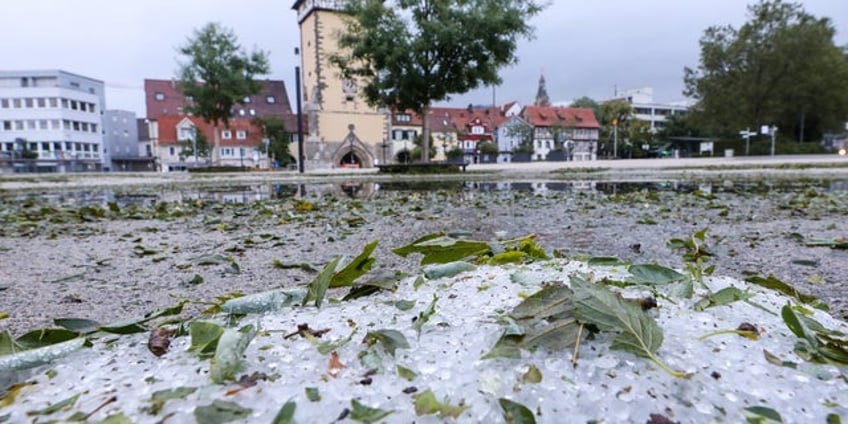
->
[699,329,759,341]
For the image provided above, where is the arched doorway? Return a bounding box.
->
[331,125,374,168]
[340,151,361,168]
[395,149,411,164]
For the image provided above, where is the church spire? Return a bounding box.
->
[535,74,550,107]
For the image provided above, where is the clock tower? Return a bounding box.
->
[292,0,390,168]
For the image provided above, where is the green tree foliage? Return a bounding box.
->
[684,0,848,141]
[477,141,499,155]
[505,120,534,153]
[177,23,270,164]
[569,96,600,117]
[597,100,632,158]
[333,0,545,162]
[252,116,292,166]
[178,129,210,162]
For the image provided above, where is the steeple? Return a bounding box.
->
[535,74,550,107]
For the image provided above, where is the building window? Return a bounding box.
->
[49,98,58,108]
[61,98,68,108]
[471,126,484,135]
[37,98,46,108]
[249,109,256,116]
[71,100,79,110]
[236,130,247,139]
[88,103,96,113]
[27,120,37,130]
[12,99,21,108]
[2,121,10,131]
[39,120,48,130]
[91,123,97,133]
[169,147,175,156]
[25,98,34,108]
[154,92,165,101]
[243,96,251,103]
[238,109,246,116]
[222,130,232,139]
[396,113,411,123]
[0,99,7,108]
[70,81,80,88]
[265,95,276,104]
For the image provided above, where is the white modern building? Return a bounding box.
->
[0,70,105,172]
[616,87,692,133]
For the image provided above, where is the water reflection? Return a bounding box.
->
[3,178,847,206]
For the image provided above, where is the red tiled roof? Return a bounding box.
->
[156,115,265,147]
[144,79,293,120]
[522,106,600,129]
[393,106,507,132]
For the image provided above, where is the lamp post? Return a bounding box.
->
[612,118,618,159]
[295,47,305,173]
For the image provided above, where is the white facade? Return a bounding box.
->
[0,70,105,171]
[617,87,692,133]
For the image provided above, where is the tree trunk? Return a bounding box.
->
[421,103,431,163]
[212,124,221,165]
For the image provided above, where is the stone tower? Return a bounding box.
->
[534,74,551,107]
[292,0,389,168]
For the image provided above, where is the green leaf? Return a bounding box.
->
[145,387,197,415]
[396,364,417,381]
[746,275,829,310]
[0,337,86,373]
[210,325,257,384]
[413,389,469,418]
[53,318,101,333]
[388,299,416,311]
[272,401,296,424]
[488,251,527,265]
[499,398,536,424]
[363,329,410,356]
[571,279,686,378]
[484,284,580,359]
[305,387,321,402]
[343,271,402,301]
[413,294,438,337]
[15,328,79,349]
[188,321,225,359]
[193,400,252,424]
[627,264,686,285]
[349,399,393,424]
[694,286,750,311]
[0,331,23,355]
[303,256,342,308]
[306,329,357,355]
[330,240,378,288]
[422,261,476,279]
[25,393,80,416]
[521,364,542,384]
[827,413,842,424]
[743,406,784,423]
[96,412,133,424]
[221,289,305,314]
[393,233,489,265]
[587,257,628,266]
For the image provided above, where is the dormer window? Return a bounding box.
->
[266,95,276,104]
[178,124,196,141]
[222,130,232,139]
[396,113,411,123]
[154,92,165,101]
[243,96,251,103]
[471,126,484,135]
[236,130,247,139]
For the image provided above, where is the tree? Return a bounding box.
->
[178,130,210,162]
[597,99,633,158]
[333,0,545,162]
[253,116,292,166]
[506,120,535,153]
[684,0,848,141]
[177,23,270,164]
[569,96,600,117]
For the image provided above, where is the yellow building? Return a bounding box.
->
[292,0,391,168]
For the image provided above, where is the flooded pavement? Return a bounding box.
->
[1,173,847,337]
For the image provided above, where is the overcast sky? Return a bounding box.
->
[1,0,845,116]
